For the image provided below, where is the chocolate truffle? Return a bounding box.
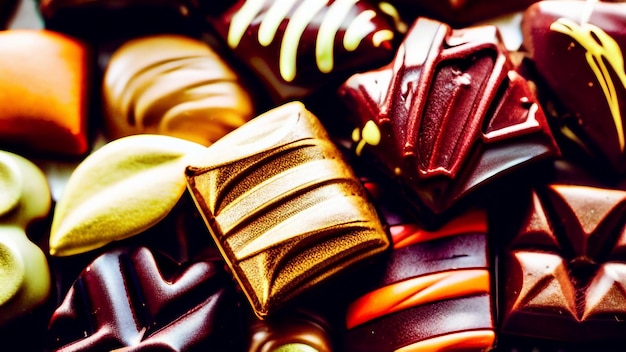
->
[521,1,626,177]
[102,34,255,146]
[185,101,390,318]
[47,246,240,351]
[501,183,626,342]
[0,150,52,326]
[0,29,90,157]
[339,17,559,229]
[205,0,400,102]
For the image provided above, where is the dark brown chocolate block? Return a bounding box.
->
[501,183,626,342]
[345,174,495,351]
[185,101,390,319]
[47,246,240,351]
[205,0,400,102]
[521,1,626,177]
[339,17,559,229]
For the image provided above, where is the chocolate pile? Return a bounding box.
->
[1,0,626,351]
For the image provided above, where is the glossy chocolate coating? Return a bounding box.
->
[0,29,90,157]
[522,1,626,177]
[247,309,333,352]
[47,246,240,351]
[339,17,559,229]
[205,0,399,102]
[345,174,495,351]
[185,101,390,318]
[501,184,626,342]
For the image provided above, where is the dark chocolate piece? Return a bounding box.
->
[501,184,626,341]
[521,1,626,177]
[205,0,400,102]
[339,17,559,229]
[47,246,240,351]
[185,101,390,319]
[344,204,495,351]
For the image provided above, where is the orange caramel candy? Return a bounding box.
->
[0,29,90,157]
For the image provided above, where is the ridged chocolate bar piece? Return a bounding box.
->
[47,246,239,351]
[339,17,559,229]
[501,183,626,342]
[185,101,390,318]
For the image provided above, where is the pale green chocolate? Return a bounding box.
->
[0,151,52,326]
[49,134,207,256]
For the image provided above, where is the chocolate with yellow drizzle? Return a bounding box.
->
[522,1,626,176]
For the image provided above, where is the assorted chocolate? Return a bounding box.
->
[3,0,626,351]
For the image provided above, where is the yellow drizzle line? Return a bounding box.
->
[280,0,328,82]
[344,10,376,51]
[377,1,407,33]
[316,0,359,73]
[227,0,265,48]
[551,18,626,152]
[258,0,298,46]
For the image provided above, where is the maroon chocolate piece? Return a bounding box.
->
[521,1,626,176]
[47,246,240,351]
[501,183,626,342]
[386,0,539,26]
[339,17,559,229]
[205,0,399,102]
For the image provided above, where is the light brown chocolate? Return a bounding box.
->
[103,34,255,146]
[185,101,390,318]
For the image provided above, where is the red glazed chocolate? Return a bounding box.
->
[205,0,400,102]
[339,17,559,229]
[47,246,240,351]
[501,184,626,342]
[522,1,626,177]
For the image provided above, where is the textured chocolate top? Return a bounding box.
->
[339,17,559,228]
[186,101,390,319]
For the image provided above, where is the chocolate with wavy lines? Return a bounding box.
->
[206,0,400,102]
[102,34,255,146]
[185,101,390,318]
[339,17,559,229]
[522,1,626,177]
[343,194,494,352]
